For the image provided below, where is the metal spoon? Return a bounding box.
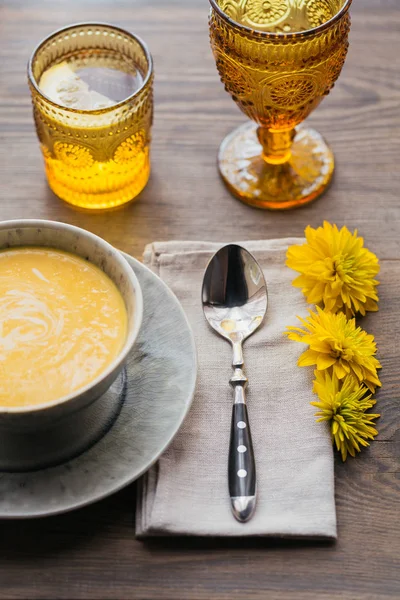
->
[202,244,268,522]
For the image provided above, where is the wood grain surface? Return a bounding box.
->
[0,0,399,598]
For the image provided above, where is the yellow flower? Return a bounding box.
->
[311,371,379,461]
[286,221,380,317]
[285,307,381,391]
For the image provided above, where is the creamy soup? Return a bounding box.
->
[0,247,128,407]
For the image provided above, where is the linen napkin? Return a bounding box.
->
[136,239,336,538]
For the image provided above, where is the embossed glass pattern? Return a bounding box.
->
[28,24,153,210]
[209,0,352,209]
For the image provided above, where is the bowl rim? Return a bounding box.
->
[27,21,154,115]
[209,0,352,40]
[0,219,143,415]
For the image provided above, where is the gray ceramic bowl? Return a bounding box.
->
[0,219,143,471]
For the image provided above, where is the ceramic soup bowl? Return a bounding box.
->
[0,220,143,471]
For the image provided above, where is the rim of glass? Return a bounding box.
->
[209,0,352,39]
[27,22,153,115]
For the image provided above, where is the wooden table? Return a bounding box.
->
[0,0,399,598]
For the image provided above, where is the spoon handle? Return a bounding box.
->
[229,369,256,522]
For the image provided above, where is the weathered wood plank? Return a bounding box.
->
[0,0,399,598]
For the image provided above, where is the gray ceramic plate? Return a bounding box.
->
[0,254,197,518]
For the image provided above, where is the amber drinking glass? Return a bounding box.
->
[209,0,352,209]
[28,23,153,210]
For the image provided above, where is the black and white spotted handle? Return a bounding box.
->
[228,381,256,522]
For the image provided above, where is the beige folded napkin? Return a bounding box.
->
[136,240,336,538]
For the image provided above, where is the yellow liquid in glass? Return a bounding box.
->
[0,248,127,408]
[39,51,150,209]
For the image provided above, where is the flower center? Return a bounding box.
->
[332,253,356,282]
[342,348,354,361]
[330,343,354,362]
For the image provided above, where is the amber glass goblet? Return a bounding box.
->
[209,0,352,209]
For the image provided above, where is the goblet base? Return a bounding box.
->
[218,122,335,210]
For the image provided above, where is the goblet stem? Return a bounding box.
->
[257,127,296,165]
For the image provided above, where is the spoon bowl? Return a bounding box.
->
[202,244,268,366]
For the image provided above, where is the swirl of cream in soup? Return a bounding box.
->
[0,248,128,407]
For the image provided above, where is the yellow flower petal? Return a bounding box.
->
[316,354,337,370]
[298,349,320,367]
[333,362,348,379]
